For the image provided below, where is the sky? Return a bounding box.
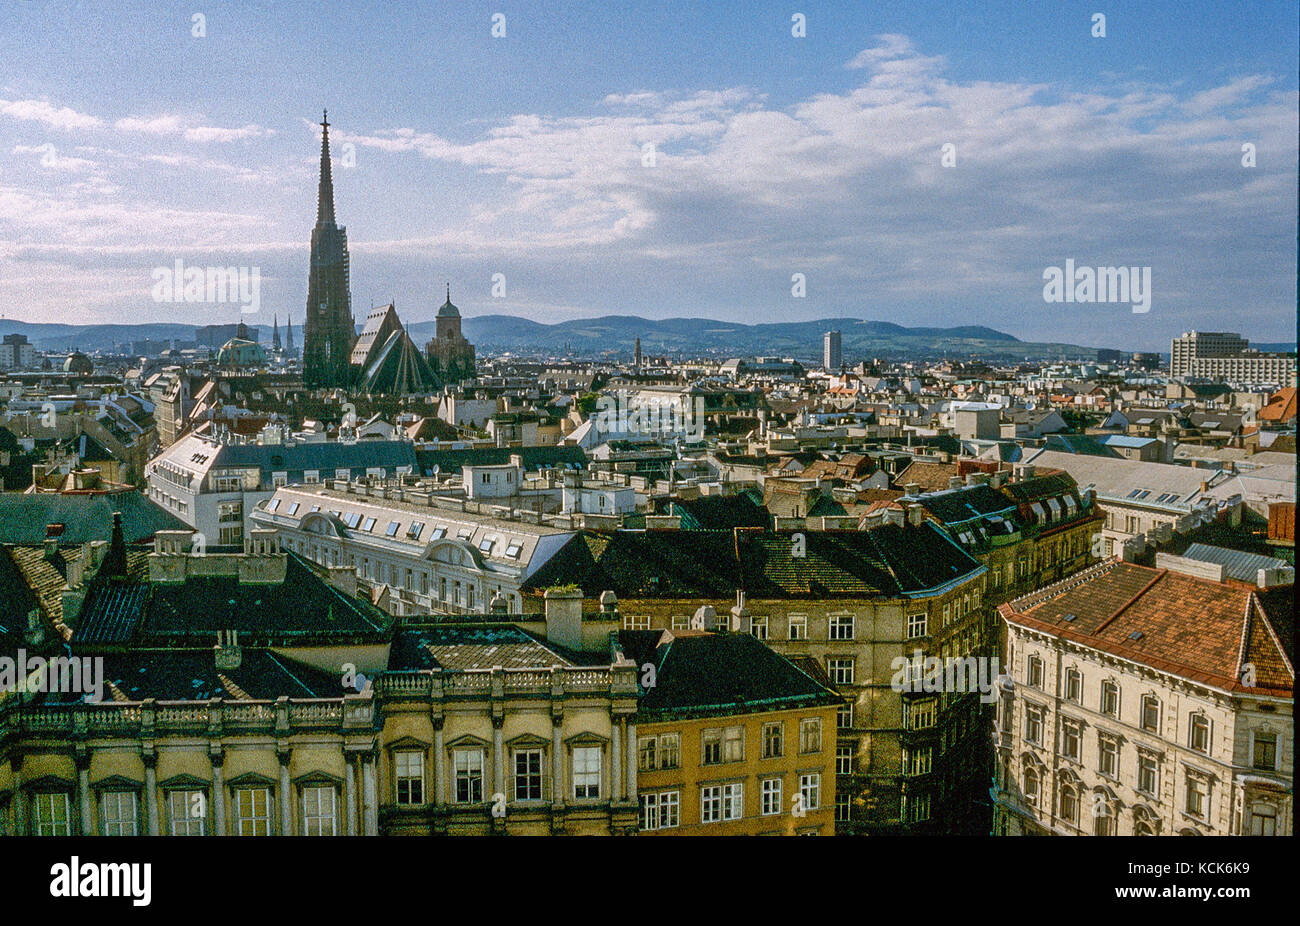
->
[0,0,1296,351]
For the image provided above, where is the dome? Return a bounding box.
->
[436,283,460,318]
[63,351,93,374]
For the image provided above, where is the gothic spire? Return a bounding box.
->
[316,109,335,227]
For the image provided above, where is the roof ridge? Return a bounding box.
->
[1094,567,1166,634]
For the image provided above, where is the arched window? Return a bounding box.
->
[1060,784,1078,824]
[1024,766,1040,807]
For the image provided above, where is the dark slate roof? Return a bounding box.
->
[619,629,842,719]
[72,552,392,646]
[999,472,1080,504]
[414,445,587,476]
[359,329,440,395]
[0,491,190,544]
[1043,433,1120,458]
[388,625,572,671]
[525,523,983,600]
[663,494,770,530]
[919,485,1018,525]
[215,439,417,475]
[40,648,345,702]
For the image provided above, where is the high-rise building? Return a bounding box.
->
[302,111,355,388]
[823,330,842,371]
[1170,330,1295,385]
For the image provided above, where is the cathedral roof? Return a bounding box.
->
[359,330,440,395]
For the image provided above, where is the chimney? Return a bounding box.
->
[904,483,920,497]
[904,502,925,527]
[489,591,509,616]
[214,629,242,671]
[692,605,720,631]
[325,564,357,597]
[543,587,584,651]
[598,589,620,623]
[729,590,750,633]
[43,523,65,561]
[100,511,129,580]
[948,476,963,490]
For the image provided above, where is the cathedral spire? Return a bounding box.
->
[316,109,335,227]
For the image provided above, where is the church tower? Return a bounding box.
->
[302,111,355,388]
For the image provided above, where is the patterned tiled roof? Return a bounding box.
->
[1001,561,1293,696]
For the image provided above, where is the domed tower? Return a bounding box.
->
[426,283,476,383]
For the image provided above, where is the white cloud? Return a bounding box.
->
[0,98,102,131]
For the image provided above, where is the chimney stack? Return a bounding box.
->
[543,587,584,651]
[214,629,242,671]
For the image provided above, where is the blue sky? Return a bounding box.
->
[0,0,1296,350]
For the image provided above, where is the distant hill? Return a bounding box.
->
[1,314,1103,362]
[410,315,1099,362]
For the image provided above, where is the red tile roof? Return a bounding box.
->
[1000,561,1293,697]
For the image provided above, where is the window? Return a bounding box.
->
[573,746,601,800]
[788,614,808,640]
[1098,736,1118,779]
[1061,719,1081,760]
[1185,774,1208,818]
[287,502,300,516]
[1064,668,1081,703]
[513,748,545,802]
[623,614,650,631]
[762,722,784,759]
[168,790,205,836]
[835,791,851,823]
[395,750,425,805]
[906,612,928,639]
[234,788,272,836]
[384,520,400,537]
[722,726,744,763]
[905,698,936,730]
[1136,752,1159,795]
[717,782,744,821]
[1140,696,1160,734]
[1023,766,1039,806]
[639,791,679,830]
[431,526,447,540]
[829,614,855,640]
[700,785,722,823]
[904,792,930,823]
[101,791,138,836]
[701,729,722,765]
[453,749,484,804]
[799,718,822,754]
[837,703,854,730]
[1250,805,1277,836]
[302,786,337,836]
[904,747,932,776]
[33,793,71,836]
[1253,732,1277,771]
[654,733,681,770]
[761,778,783,816]
[799,773,821,811]
[478,537,495,553]
[1100,680,1119,717]
[827,657,854,685]
[1025,706,1043,745]
[1060,784,1078,824]
[504,540,523,559]
[836,743,855,776]
[1189,715,1210,754]
[361,517,376,532]
[750,615,768,640]
[1026,654,1043,689]
[266,498,280,513]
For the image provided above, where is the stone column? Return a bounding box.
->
[143,755,159,836]
[362,753,378,835]
[278,751,292,836]
[551,717,565,806]
[344,756,357,837]
[77,763,92,836]
[492,718,505,801]
[211,753,226,836]
[611,718,623,802]
[433,721,446,808]
[626,722,637,799]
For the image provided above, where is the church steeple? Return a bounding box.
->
[272,314,282,351]
[316,110,336,227]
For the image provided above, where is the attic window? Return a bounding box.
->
[385,521,401,537]
[287,502,300,516]
[362,517,377,532]
[1063,613,1077,622]
[1128,631,1144,641]
[505,540,523,558]
[344,512,363,529]
[457,528,473,541]
[478,538,495,553]
[266,499,280,513]
[430,526,447,540]
[407,522,424,540]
